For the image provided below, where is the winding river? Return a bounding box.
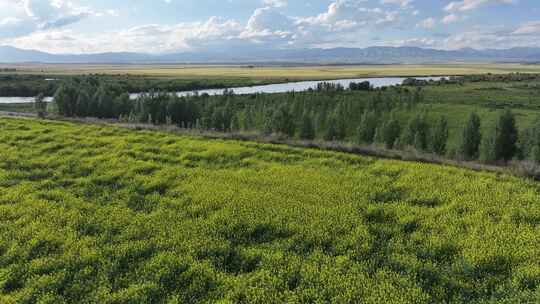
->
[0,76,447,104]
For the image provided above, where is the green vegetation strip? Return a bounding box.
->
[1,117,539,303]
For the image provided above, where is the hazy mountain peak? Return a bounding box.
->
[1,45,540,64]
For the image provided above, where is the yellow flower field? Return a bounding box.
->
[0,117,539,303]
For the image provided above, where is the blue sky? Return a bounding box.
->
[0,0,539,54]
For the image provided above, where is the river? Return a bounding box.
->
[0,76,446,104]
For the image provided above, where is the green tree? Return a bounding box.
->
[357,111,378,144]
[211,107,227,131]
[480,131,497,163]
[76,88,91,117]
[431,116,449,155]
[324,115,338,141]
[242,108,254,131]
[379,118,401,149]
[531,146,540,163]
[230,114,240,132]
[519,116,540,162]
[262,109,274,136]
[494,109,518,161]
[299,113,316,140]
[34,93,47,118]
[460,113,482,160]
[94,85,114,118]
[54,83,78,117]
[402,113,430,151]
[324,111,346,141]
[272,105,296,137]
[334,106,347,141]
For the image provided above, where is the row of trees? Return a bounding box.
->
[0,75,57,97]
[50,77,537,164]
[459,110,540,163]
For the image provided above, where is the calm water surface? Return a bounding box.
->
[0,76,446,104]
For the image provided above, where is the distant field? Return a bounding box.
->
[0,103,35,113]
[1,117,539,303]
[2,63,540,80]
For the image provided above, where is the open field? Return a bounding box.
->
[1,117,539,303]
[3,63,540,80]
[0,103,35,113]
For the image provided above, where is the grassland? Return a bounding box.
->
[0,103,35,113]
[3,63,540,80]
[3,63,540,98]
[412,79,540,149]
[1,117,539,303]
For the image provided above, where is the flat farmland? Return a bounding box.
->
[1,116,539,303]
[3,63,540,80]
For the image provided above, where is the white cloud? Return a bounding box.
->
[0,0,99,40]
[3,17,244,54]
[2,1,407,53]
[246,7,293,32]
[417,17,435,29]
[1,0,536,53]
[0,17,22,27]
[105,9,118,17]
[263,0,287,8]
[385,19,540,50]
[441,14,461,24]
[512,21,540,35]
[0,16,34,38]
[297,0,402,29]
[21,0,94,30]
[445,0,516,12]
[388,37,438,48]
[380,0,413,8]
[441,25,540,49]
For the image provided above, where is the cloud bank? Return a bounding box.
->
[0,0,538,54]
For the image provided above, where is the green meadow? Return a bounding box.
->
[1,117,539,303]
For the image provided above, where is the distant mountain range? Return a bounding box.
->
[2,45,540,64]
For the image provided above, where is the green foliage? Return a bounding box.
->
[378,117,401,149]
[494,109,519,161]
[230,114,241,132]
[1,117,540,303]
[324,116,339,141]
[460,113,482,160]
[431,116,449,155]
[271,105,296,137]
[402,113,431,151]
[13,74,540,166]
[0,74,267,98]
[33,93,47,118]
[323,109,346,141]
[357,111,378,144]
[480,130,497,163]
[519,117,540,162]
[299,113,315,140]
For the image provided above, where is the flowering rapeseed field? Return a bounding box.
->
[0,117,539,303]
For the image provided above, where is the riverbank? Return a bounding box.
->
[0,76,445,102]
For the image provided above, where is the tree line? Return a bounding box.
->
[49,77,537,164]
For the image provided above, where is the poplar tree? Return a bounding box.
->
[494,109,518,161]
[432,116,449,155]
[357,111,378,144]
[299,113,316,140]
[460,113,482,160]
